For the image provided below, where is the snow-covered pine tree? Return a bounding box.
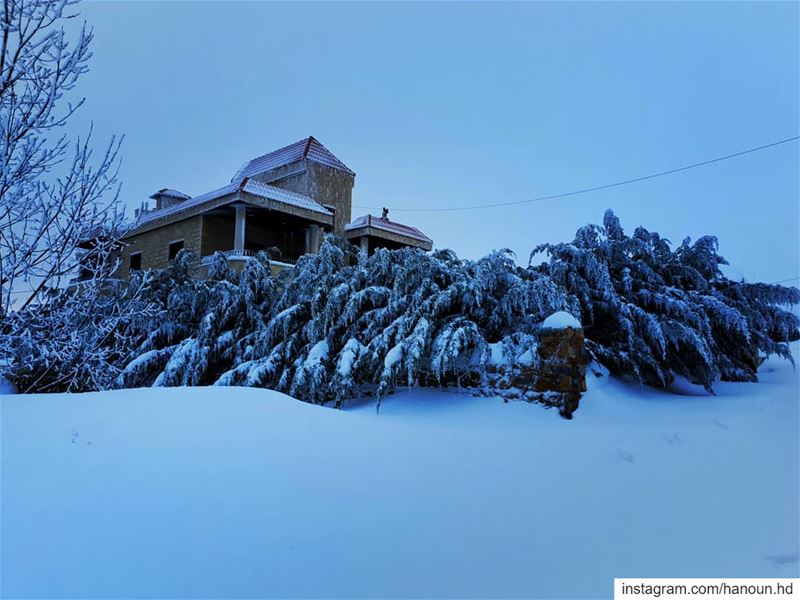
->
[531,209,799,391]
[116,236,570,407]
[116,250,279,388]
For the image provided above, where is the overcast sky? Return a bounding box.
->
[70,1,798,283]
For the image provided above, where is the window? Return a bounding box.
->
[168,240,184,260]
[129,252,142,271]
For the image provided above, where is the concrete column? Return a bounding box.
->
[234,206,246,252]
[360,236,369,255]
[305,224,321,254]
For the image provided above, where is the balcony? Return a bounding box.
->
[200,249,298,269]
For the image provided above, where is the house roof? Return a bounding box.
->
[129,179,332,235]
[136,182,240,226]
[231,136,356,182]
[242,180,332,216]
[344,214,433,246]
[148,188,190,200]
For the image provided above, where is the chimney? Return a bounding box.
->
[149,188,190,211]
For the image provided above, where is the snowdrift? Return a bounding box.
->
[2,349,797,598]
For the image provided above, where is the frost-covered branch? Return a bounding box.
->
[0,0,134,391]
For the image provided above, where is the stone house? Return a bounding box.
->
[106,137,433,278]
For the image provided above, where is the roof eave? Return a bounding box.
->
[125,190,334,239]
[239,191,333,226]
[344,225,433,251]
[124,191,241,237]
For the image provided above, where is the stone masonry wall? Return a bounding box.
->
[249,162,309,196]
[306,162,353,234]
[250,159,354,235]
[115,215,203,278]
[482,323,588,419]
[535,326,589,419]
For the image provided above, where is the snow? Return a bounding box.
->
[232,136,356,182]
[242,180,332,216]
[542,310,582,329]
[517,348,535,366]
[384,343,404,368]
[336,338,361,378]
[0,375,14,395]
[135,179,330,231]
[487,342,507,366]
[305,339,329,365]
[136,182,239,224]
[2,348,798,598]
[344,214,433,244]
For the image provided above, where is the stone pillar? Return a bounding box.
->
[536,319,588,419]
[305,224,320,254]
[360,236,369,255]
[234,205,246,252]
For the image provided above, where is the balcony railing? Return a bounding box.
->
[200,250,298,266]
[221,249,257,258]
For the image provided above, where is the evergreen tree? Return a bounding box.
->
[531,210,799,391]
[20,212,796,406]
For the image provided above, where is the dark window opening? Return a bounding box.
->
[129,252,142,271]
[168,240,184,260]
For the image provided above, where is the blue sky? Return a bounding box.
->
[70,1,798,283]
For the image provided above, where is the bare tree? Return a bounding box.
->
[0,0,144,392]
[0,0,124,316]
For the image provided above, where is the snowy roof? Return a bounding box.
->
[241,180,332,215]
[541,311,582,330]
[136,182,240,225]
[232,136,356,182]
[132,179,331,231]
[149,188,190,200]
[344,214,433,245]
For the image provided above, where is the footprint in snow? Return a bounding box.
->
[613,450,635,464]
[661,433,683,445]
[712,419,729,430]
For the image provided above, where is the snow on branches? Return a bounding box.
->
[114,242,570,408]
[531,209,799,391]
[8,212,798,405]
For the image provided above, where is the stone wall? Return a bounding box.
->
[250,159,354,235]
[114,215,203,278]
[306,161,353,234]
[249,162,309,195]
[482,321,589,419]
[535,326,589,419]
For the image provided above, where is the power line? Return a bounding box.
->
[354,135,799,212]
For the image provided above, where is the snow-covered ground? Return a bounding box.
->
[2,350,798,599]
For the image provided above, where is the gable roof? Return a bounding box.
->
[231,136,356,182]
